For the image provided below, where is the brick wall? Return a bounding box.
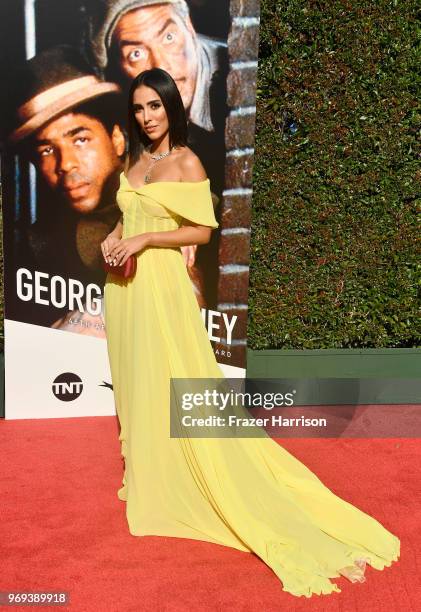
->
[215,0,260,368]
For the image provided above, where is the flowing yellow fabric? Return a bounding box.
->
[103,173,400,598]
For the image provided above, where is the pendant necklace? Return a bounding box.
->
[144,146,174,184]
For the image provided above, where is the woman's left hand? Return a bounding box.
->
[106,234,150,266]
[181,244,198,267]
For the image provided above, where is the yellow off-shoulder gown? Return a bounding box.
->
[103,173,400,598]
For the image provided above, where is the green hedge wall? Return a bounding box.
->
[248,0,420,350]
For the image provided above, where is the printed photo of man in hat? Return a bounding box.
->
[86,0,228,195]
[4,41,214,335]
[5,45,126,334]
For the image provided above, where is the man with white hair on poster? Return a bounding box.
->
[87,0,227,178]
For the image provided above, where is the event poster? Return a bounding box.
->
[0,0,260,418]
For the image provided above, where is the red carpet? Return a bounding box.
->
[1,416,420,611]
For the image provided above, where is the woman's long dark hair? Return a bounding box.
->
[127,68,188,169]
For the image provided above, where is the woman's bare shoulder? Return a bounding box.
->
[175,146,207,182]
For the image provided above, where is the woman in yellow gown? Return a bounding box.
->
[101,68,399,598]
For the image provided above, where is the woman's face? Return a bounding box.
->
[132,84,169,142]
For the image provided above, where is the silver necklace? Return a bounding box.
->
[144,146,173,184]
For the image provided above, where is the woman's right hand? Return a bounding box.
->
[101,233,121,263]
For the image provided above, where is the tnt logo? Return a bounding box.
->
[52,373,83,401]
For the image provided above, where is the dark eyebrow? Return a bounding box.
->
[63,126,92,138]
[35,126,91,146]
[119,40,143,48]
[119,19,176,48]
[133,99,161,108]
